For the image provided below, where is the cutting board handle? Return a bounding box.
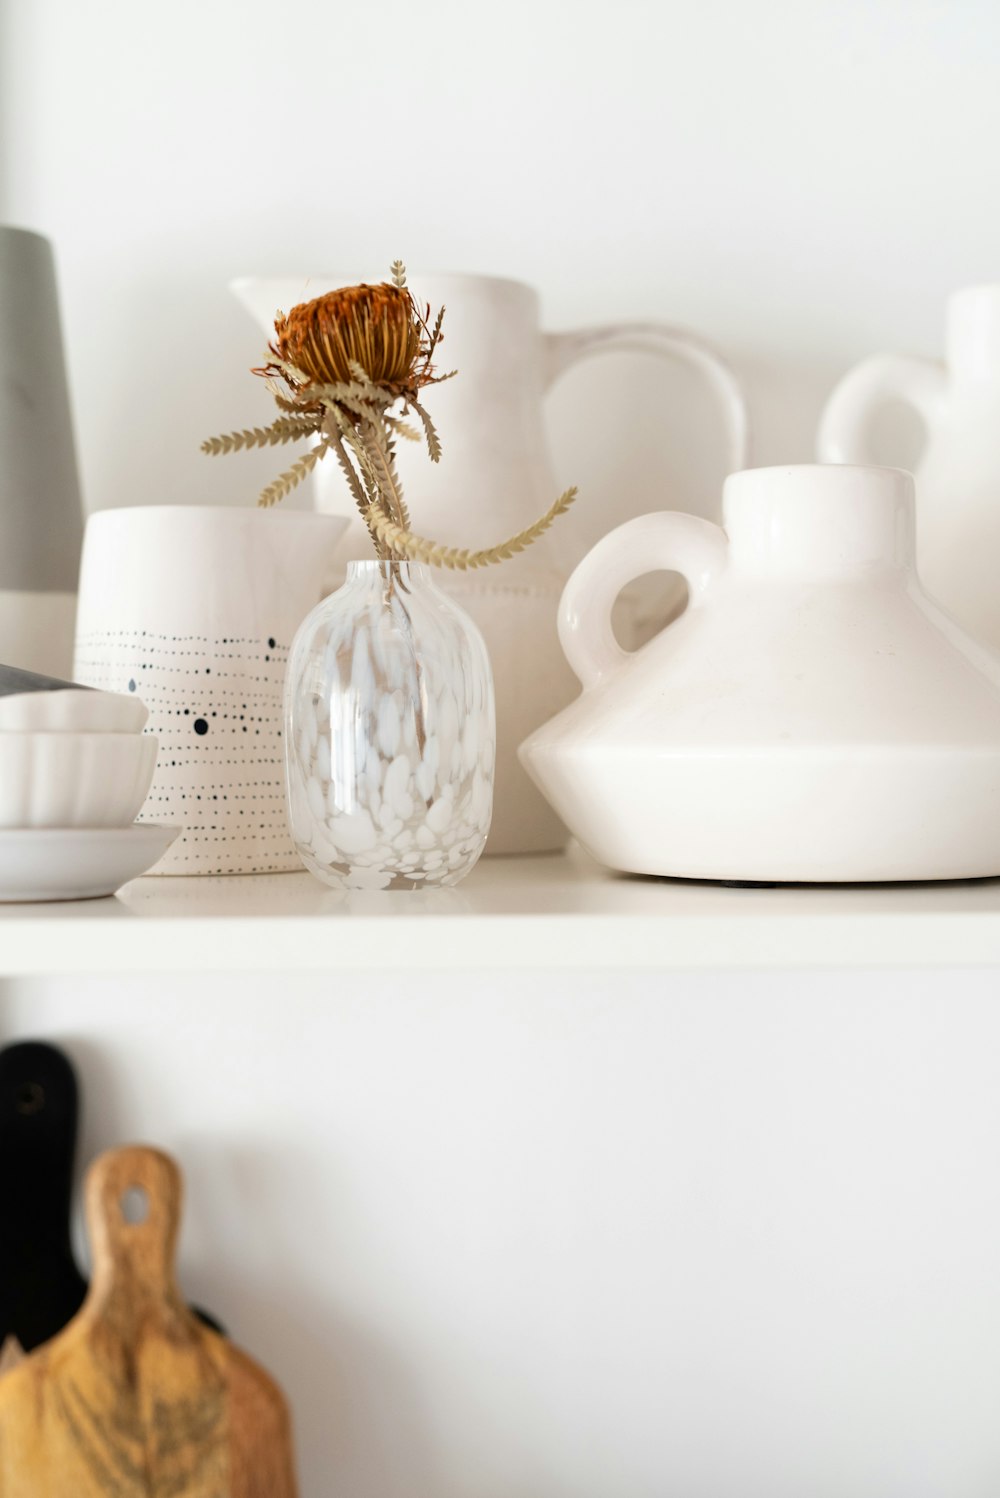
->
[86,1145,184,1314]
[0,1144,298,1498]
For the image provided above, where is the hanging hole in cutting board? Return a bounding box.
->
[14,1081,45,1116]
[120,1186,149,1224]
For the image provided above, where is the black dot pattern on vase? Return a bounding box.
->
[71,629,296,874]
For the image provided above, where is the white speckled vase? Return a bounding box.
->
[74,506,346,875]
[285,562,495,890]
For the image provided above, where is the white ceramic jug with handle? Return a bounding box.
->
[521,464,1000,882]
[818,285,1000,649]
[232,272,749,854]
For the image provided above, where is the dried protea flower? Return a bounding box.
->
[274,282,424,391]
[203,260,577,568]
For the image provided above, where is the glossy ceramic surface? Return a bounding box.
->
[521,464,1000,882]
[0,733,158,829]
[0,825,180,903]
[0,688,147,735]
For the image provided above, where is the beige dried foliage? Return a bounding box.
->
[367,487,579,570]
[386,417,422,443]
[202,262,577,569]
[409,398,442,463]
[257,442,330,508]
[201,414,321,456]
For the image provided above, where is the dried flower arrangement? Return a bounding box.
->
[203,262,577,569]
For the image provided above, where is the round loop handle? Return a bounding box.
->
[559,511,729,689]
[817,354,947,464]
[544,323,750,475]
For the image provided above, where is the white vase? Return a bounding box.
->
[521,464,1000,882]
[231,271,749,854]
[73,506,346,874]
[818,285,1000,649]
[0,228,83,677]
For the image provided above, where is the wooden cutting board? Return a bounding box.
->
[0,1145,296,1497]
[0,1042,223,1368]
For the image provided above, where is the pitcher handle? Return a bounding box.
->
[543,323,750,475]
[560,512,729,689]
[817,354,947,463]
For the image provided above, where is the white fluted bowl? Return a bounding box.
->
[0,688,148,733]
[0,732,158,828]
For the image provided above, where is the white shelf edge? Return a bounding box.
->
[3,853,1000,976]
[1,911,999,977]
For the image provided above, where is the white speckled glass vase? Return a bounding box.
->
[285,562,495,890]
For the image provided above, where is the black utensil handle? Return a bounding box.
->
[0,1040,87,1351]
[0,1040,226,1348]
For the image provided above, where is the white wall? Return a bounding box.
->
[4,968,1000,1498]
[5,3,1000,1494]
[5,0,1000,544]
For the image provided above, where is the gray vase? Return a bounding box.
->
[0,226,83,676]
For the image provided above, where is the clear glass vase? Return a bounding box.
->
[285,561,496,890]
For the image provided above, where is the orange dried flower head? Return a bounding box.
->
[274,282,424,389]
[204,258,577,563]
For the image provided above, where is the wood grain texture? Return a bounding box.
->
[0,1146,296,1497]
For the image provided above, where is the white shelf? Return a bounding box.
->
[2,844,1000,974]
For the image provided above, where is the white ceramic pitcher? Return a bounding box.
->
[819,285,1000,649]
[232,272,749,854]
[521,464,1000,882]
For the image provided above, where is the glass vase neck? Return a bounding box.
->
[345,560,433,586]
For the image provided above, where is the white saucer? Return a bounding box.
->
[0,824,180,902]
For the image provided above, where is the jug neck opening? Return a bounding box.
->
[722,466,916,578]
